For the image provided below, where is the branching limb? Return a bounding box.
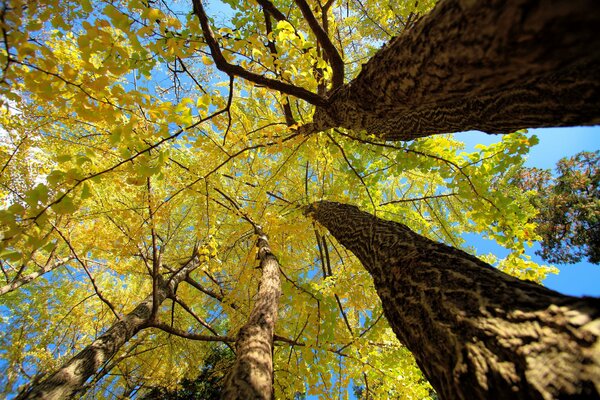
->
[191,0,326,106]
[293,0,344,89]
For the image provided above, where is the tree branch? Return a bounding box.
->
[256,0,288,22]
[191,0,327,106]
[293,0,344,89]
[380,192,458,206]
[149,321,235,342]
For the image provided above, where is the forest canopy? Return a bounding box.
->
[0,0,598,398]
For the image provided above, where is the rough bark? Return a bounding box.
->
[312,0,600,140]
[17,257,200,400]
[222,229,281,400]
[307,201,600,400]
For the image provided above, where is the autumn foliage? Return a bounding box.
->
[0,0,598,398]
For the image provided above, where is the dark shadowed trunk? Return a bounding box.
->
[307,201,600,400]
[311,0,600,140]
[222,228,281,400]
[17,257,201,400]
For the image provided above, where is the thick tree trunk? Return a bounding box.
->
[17,257,200,400]
[222,228,281,400]
[312,0,600,140]
[307,201,600,400]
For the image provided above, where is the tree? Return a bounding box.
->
[307,201,600,399]
[16,247,231,400]
[0,0,598,398]
[192,0,600,139]
[514,151,600,265]
[221,223,282,399]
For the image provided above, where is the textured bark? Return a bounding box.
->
[312,0,600,140]
[18,258,200,400]
[307,201,600,400]
[222,229,281,400]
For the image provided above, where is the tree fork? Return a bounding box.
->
[306,201,600,400]
[312,0,600,139]
[17,256,201,400]
[222,227,282,400]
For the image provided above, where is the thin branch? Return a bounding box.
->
[173,296,237,354]
[173,296,217,334]
[334,129,500,211]
[334,293,353,335]
[150,321,235,342]
[314,225,328,279]
[0,135,27,176]
[184,276,239,310]
[53,226,121,320]
[322,234,332,276]
[380,192,458,206]
[262,7,296,125]
[327,133,376,214]
[28,98,232,224]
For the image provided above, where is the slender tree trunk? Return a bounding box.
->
[17,257,200,400]
[222,228,281,400]
[307,201,600,400]
[311,0,600,140]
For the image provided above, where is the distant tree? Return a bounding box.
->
[514,150,600,264]
[141,346,234,400]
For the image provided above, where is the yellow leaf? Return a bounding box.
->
[201,55,212,66]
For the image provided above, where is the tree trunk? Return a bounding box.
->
[222,228,281,400]
[312,0,600,140]
[307,201,600,400]
[17,257,200,400]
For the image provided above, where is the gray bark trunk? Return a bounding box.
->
[307,201,600,400]
[312,0,600,140]
[222,229,281,400]
[17,257,200,400]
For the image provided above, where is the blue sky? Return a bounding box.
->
[454,126,600,297]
